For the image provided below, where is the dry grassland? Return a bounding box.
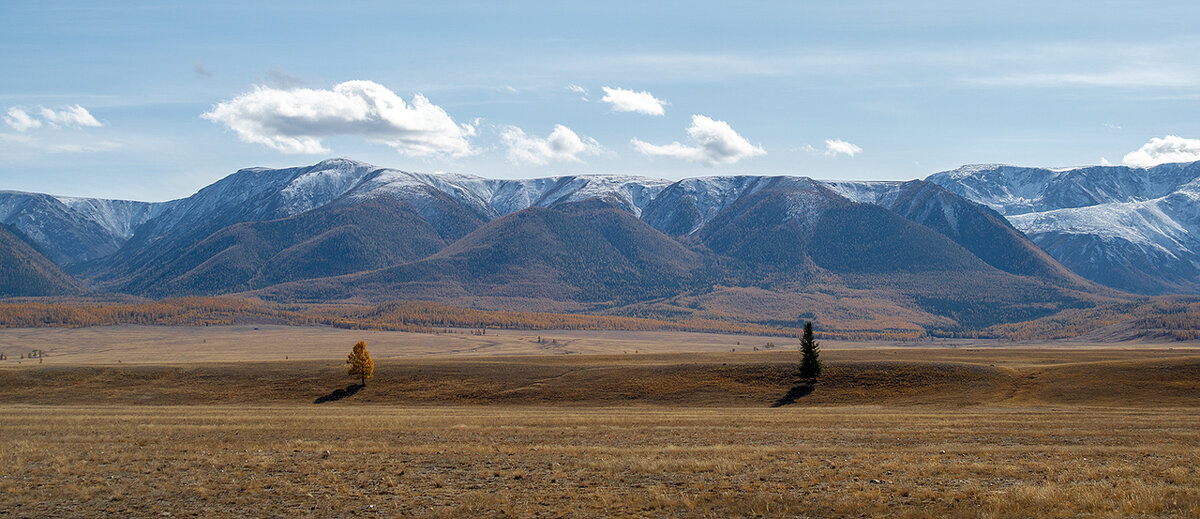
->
[2,406,1198,518]
[0,325,798,363]
[2,324,1188,364]
[1,327,1199,517]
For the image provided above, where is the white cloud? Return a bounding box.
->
[798,139,863,157]
[201,80,476,156]
[1122,135,1200,168]
[38,105,103,128]
[822,139,862,157]
[500,124,603,166]
[4,108,41,131]
[631,115,765,166]
[4,105,102,131]
[600,87,667,116]
[567,84,588,101]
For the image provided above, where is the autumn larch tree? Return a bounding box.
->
[346,340,374,386]
[799,321,822,381]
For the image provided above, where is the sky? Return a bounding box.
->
[2,1,1200,201]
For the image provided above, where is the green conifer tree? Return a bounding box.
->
[799,321,822,380]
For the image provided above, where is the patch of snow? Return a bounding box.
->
[277,159,376,215]
[820,181,903,205]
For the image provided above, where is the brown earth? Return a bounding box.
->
[3,348,1200,408]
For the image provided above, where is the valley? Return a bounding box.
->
[7,3,1198,518]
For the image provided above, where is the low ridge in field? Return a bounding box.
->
[5,349,1197,408]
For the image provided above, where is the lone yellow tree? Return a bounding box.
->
[346,340,374,386]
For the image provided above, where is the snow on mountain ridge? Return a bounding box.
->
[277,158,379,216]
[356,168,675,217]
[929,161,1200,215]
[820,180,905,205]
[51,196,173,239]
[928,160,1200,294]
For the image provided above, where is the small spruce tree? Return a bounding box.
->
[346,340,374,386]
[799,321,822,380]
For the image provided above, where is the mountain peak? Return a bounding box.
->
[315,157,377,169]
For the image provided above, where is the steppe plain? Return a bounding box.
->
[2,325,1198,517]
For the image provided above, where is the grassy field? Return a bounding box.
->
[3,406,1198,518]
[2,323,1187,364]
[2,326,1199,517]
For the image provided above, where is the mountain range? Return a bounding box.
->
[8,157,1197,335]
[928,162,1200,295]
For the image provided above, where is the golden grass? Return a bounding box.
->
[2,323,1196,365]
[3,336,1199,517]
[0,324,804,364]
[2,405,1198,518]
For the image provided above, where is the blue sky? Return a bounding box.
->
[3,1,1200,201]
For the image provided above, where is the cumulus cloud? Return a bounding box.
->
[500,124,604,166]
[799,139,864,157]
[631,115,765,166]
[201,80,476,156]
[4,105,102,131]
[822,139,862,157]
[1122,135,1200,168]
[39,105,103,128]
[600,86,667,116]
[4,108,41,131]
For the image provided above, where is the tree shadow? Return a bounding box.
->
[771,383,814,407]
[314,384,364,404]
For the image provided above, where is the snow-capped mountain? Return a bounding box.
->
[134,158,675,238]
[0,190,171,266]
[3,158,1083,283]
[1,158,1117,333]
[928,161,1200,294]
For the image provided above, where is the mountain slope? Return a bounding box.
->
[827,180,1090,286]
[249,170,1109,333]
[690,177,989,274]
[119,197,482,296]
[257,200,706,306]
[96,159,384,284]
[95,160,674,293]
[928,161,1200,294]
[1,158,1123,335]
[0,225,81,297]
[682,178,1105,331]
[0,191,168,267]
